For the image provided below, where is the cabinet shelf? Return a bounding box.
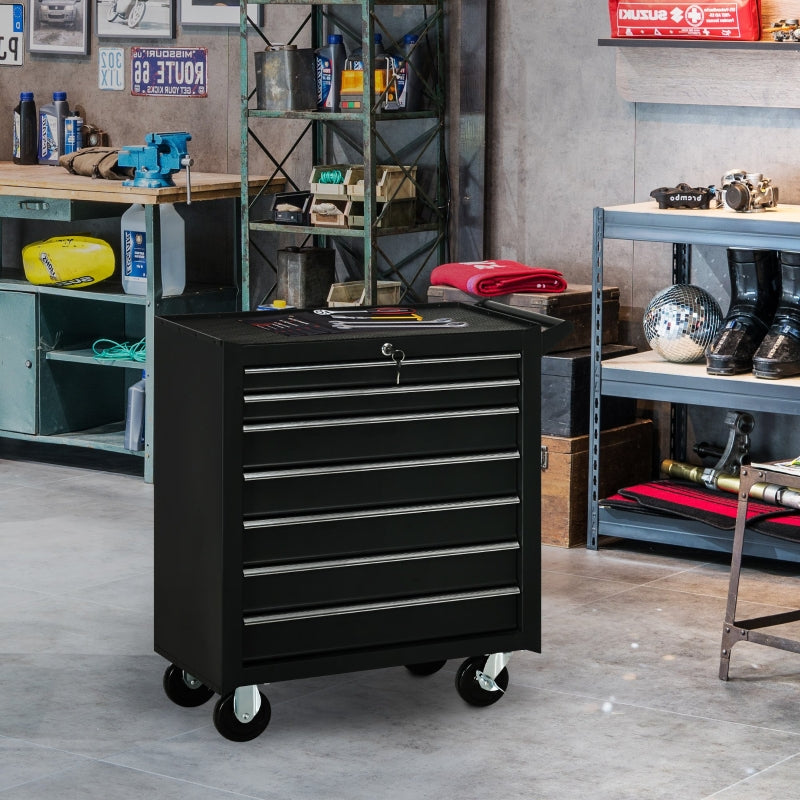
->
[598,37,800,51]
[249,221,440,237]
[45,347,143,370]
[0,422,139,457]
[589,201,800,559]
[241,1,448,306]
[599,39,800,107]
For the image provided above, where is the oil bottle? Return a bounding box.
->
[13,92,37,165]
[38,91,70,165]
[121,203,186,296]
[315,33,346,112]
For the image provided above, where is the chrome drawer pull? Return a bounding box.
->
[243,406,518,433]
[244,378,520,404]
[243,496,520,530]
[243,541,520,577]
[244,586,520,626]
[244,451,519,481]
[243,352,521,376]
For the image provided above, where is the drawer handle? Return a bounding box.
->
[19,200,49,212]
[244,586,520,626]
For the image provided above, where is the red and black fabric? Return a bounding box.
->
[429,260,567,297]
[602,479,800,542]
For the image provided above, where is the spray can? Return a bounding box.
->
[315,34,347,112]
[12,92,37,165]
[124,370,146,451]
[399,34,426,111]
[38,91,70,165]
[64,114,83,155]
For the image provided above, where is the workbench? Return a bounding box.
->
[0,162,282,480]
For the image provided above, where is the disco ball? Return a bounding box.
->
[643,284,722,363]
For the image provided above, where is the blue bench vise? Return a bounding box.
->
[118,132,194,202]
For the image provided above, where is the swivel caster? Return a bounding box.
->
[405,659,447,676]
[455,654,509,707]
[213,685,271,742]
[162,664,214,708]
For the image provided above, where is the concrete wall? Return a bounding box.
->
[489,0,800,460]
[2,0,797,458]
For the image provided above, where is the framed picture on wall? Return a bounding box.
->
[179,0,261,27]
[96,0,174,38]
[28,0,90,54]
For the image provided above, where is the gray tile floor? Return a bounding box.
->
[3,441,800,799]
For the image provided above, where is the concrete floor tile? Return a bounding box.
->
[6,441,800,798]
[0,760,258,800]
[0,737,91,792]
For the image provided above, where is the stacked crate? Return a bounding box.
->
[308,164,417,228]
[426,283,654,547]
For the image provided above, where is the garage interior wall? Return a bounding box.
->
[2,0,799,461]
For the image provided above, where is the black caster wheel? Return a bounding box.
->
[405,659,447,676]
[163,664,215,708]
[455,656,508,707]
[213,690,271,742]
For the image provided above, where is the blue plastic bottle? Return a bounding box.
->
[38,91,70,165]
[399,34,426,111]
[315,34,347,112]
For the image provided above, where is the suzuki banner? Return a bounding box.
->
[608,1,762,40]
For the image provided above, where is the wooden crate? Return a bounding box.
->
[426,284,619,353]
[540,419,653,548]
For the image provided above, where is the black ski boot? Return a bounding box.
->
[752,250,800,379]
[705,248,780,375]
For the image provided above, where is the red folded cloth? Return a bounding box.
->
[430,260,567,297]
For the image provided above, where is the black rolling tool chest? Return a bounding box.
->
[153,302,569,740]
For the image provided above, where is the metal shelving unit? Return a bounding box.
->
[589,202,800,562]
[239,0,448,308]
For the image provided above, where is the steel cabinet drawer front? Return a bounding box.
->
[242,588,520,662]
[242,541,520,614]
[242,406,519,468]
[242,451,520,516]
[243,352,522,393]
[243,377,521,422]
[242,497,520,566]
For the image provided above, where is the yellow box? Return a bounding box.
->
[345,165,417,201]
[326,281,401,307]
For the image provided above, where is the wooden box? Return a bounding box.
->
[541,344,637,437]
[540,419,653,548]
[426,284,619,353]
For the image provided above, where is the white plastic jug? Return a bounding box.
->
[121,203,186,296]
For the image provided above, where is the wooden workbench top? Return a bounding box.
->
[0,162,284,205]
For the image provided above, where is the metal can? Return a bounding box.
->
[64,116,83,155]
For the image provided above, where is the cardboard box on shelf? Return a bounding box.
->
[540,419,653,548]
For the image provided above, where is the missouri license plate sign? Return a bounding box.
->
[131,47,208,97]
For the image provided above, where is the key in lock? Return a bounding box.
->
[381,342,405,385]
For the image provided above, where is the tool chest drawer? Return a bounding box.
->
[241,497,520,566]
[154,302,563,702]
[0,196,128,221]
[242,377,521,422]
[242,588,520,663]
[242,352,522,393]
[242,407,520,468]
[242,452,520,516]
[242,541,520,614]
